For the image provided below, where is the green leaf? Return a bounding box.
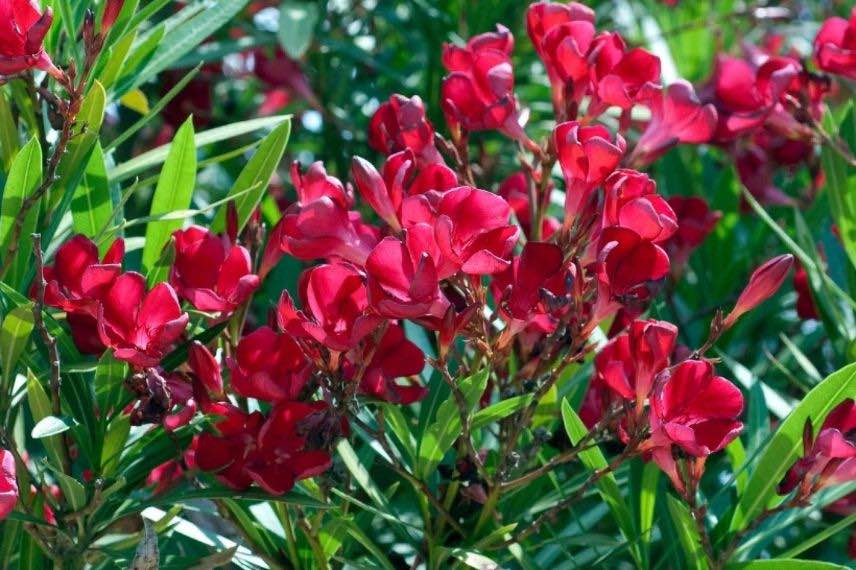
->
[821,107,856,272]
[101,414,130,477]
[278,1,319,58]
[0,89,18,172]
[141,118,196,274]
[0,305,34,389]
[725,437,748,497]
[418,368,489,477]
[211,118,291,233]
[97,30,137,90]
[639,461,660,565]
[109,115,288,182]
[471,394,532,430]
[0,136,41,273]
[665,494,707,570]
[729,561,848,570]
[122,0,251,94]
[778,512,856,559]
[730,362,856,532]
[561,398,641,567]
[56,81,106,201]
[32,415,77,438]
[26,373,65,470]
[71,142,112,240]
[94,351,130,421]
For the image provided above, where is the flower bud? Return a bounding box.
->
[723,254,794,328]
[101,0,125,33]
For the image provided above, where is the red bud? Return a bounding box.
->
[101,0,125,33]
[723,254,794,328]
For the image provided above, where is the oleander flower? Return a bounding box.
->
[632,81,717,166]
[39,235,124,355]
[498,172,559,240]
[779,399,856,495]
[277,263,381,352]
[0,449,17,521]
[365,233,449,320]
[347,325,427,404]
[594,319,677,408]
[403,186,518,276]
[601,170,677,244]
[643,359,744,493]
[227,327,309,403]
[96,273,189,369]
[193,403,265,490]
[369,94,442,164]
[814,9,856,80]
[0,0,62,79]
[170,225,260,315]
[554,121,626,222]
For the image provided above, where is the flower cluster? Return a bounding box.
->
[17,0,812,505]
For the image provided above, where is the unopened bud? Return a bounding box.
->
[723,254,794,329]
[101,0,125,33]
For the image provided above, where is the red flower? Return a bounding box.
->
[97,273,189,369]
[403,186,518,276]
[247,402,333,495]
[793,262,819,320]
[498,172,559,240]
[146,460,185,495]
[369,94,442,165]
[663,196,721,270]
[280,162,378,266]
[187,341,223,397]
[40,235,124,355]
[779,399,856,496]
[709,55,800,141]
[595,319,677,408]
[365,234,449,320]
[539,20,596,108]
[0,0,62,79]
[814,9,856,80]
[194,403,264,490]
[594,227,670,320]
[277,264,381,352]
[643,359,744,493]
[493,242,568,332]
[441,25,533,146]
[723,254,794,328]
[170,226,260,315]
[588,33,661,116]
[632,81,717,167]
[352,156,403,231]
[348,325,427,404]
[554,121,625,221]
[0,449,17,521]
[601,170,677,244]
[228,327,309,403]
[526,1,595,53]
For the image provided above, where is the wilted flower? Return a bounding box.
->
[643,359,744,493]
[0,450,17,521]
[814,9,856,80]
[723,254,794,328]
[170,226,260,316]
[0,0,63,79]
[97,273,189,369]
